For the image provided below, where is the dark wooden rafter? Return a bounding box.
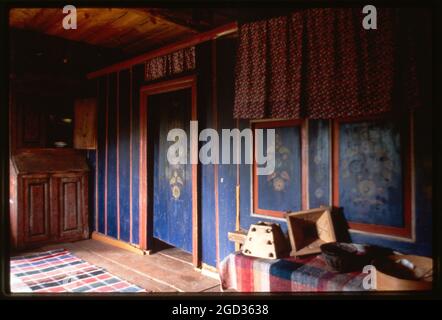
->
[87,22,238,79]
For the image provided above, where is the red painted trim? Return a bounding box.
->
[140,75,198,95]
[116,72,120,239]
[87,22,238,79]
[95,79,99,232]
[129,67,133,244]
[191,79,199,267]
[104,75,109,235]
[212,40,220,269]
[139,75,199,266]
[139,90,147,250]
[331,115,413,238]
[252,119,305,219]
[236,118,241,186]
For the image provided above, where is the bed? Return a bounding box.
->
[220,251,369,292]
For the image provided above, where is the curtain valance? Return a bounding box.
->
[233,8,428,119]
[145,46,196,82]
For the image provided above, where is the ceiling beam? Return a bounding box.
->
[87,21,238,79]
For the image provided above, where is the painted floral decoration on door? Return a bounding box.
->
[169,164,185,200]
[266,133,293,192]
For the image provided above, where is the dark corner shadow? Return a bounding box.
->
[330,206,395,258]
[330,206,351,243]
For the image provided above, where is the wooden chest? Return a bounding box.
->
[10,149,89,250]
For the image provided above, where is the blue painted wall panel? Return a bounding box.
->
[131,64,144,245]
[308,120,331,208]
[217,109,237,261]
[97,76,107,234]
[119,70,131,242]
[216,39,239,262]
[413,110,432,251]
[201,163,216,266]
[218,116,237,260]
[218,163,237,261]
[106,73,118,238]
[199,42,216,267]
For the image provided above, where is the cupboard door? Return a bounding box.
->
[55,173,88,240]
[16,95,47,148]
[22,175,51,244]
[74,98,97,149]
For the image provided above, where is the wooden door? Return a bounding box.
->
[53,173,88,241]
[149,88,193,253]
[22,175,51,244]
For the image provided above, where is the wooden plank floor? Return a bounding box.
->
[25,239,223,293]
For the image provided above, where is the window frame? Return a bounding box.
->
[331,114,413,239]
[251,119,308,219]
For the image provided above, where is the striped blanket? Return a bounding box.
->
[220,252,368,292]
[10,249,145,293]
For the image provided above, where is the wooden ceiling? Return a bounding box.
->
[9,8,236,55]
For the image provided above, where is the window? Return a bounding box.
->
[332,116,412,238]
[252,120,307,219]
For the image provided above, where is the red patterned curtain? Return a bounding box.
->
[233,8,426,119]
[145,46,196,81]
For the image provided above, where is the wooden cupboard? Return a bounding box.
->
[10,149,89,250]
[73,98,97,149]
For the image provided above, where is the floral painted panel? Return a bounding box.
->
[257,126,302,213]
[339,120,404,227]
